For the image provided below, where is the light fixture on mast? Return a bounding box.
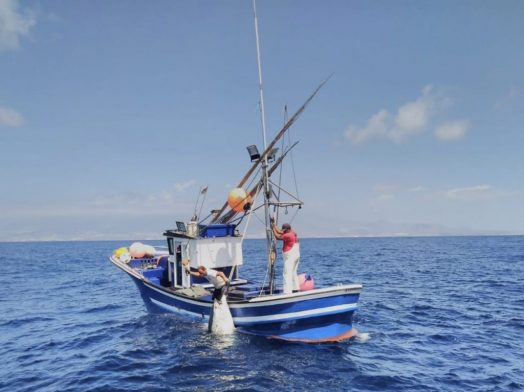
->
[246,145,260,162]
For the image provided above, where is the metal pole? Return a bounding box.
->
[253,0,275,294]
[253,0,268,152]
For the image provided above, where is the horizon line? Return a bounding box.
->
[1,232,523,244]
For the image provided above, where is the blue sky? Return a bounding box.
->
[1,0,523,241]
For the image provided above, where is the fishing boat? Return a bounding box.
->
[109,2,362,343]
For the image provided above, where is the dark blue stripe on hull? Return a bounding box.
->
[131,276,211,319]
[229,293,360,319]
[237,311,356,341]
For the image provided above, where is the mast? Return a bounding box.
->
[208,2,330,294]
[211,76,330,224]
[253,0,268,152]
[253,0,277,293]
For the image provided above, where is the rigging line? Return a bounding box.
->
[220,139,296,225]
[230,186,264,227]
[230,204,266,227]
[231,210,248,227]
[288,205,300,224]
[219,182,263,224]
[198,212,213,225]
[267,180,302,203]
[259,269,270,296]
[286,115,300,200]
[244,164,262,192]
[192,188,201,220]
[210,75,333,223]
[267,177,304,204]
[275,104,288,223]
[241,185,262,241]
[228,189,262,284]
[251,208,266,226]
[216,165,262,224]
[196,186,208,222]
[277,105,289,187]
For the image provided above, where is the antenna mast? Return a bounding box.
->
[253,0,277,294]
[253,0,268,151]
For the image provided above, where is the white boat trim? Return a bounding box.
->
[233,303,358,325]
[110,257,143,279]
[146,280,214,308]
[112,256,361,305]
[151,298,209,320]
[228,291,360,309]
[242,285,362,304]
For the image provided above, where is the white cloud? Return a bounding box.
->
[0,0,35,51]
[373,183,399,193]
[174,179,197,193]
[409,186,428,192]
[494,87,518,111]
[344,110,389,144]
[446,185,492,200]
[2,189,196,219]
[389,85,435,142]
[377,193,395,201]
[345,85,462,144]
[0,106,24,127]
[435,120,470,142]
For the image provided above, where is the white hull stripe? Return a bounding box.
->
[233,290,360,308]
[246,285,362,304]
[151,298,357,325]
[151,298,209,321]
[233,303,358,325]
[146,281,213,307]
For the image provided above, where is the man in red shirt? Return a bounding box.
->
[272,223,300,294]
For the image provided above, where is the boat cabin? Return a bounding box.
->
[162,222,244,289]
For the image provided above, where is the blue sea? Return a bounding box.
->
[0,236,523,391]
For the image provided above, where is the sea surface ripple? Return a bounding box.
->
[0,236,523,391]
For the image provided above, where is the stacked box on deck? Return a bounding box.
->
[199,224,236,238]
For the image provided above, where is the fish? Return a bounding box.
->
[208,296,235,334]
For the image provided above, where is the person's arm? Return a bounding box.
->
[272,224,283,239]
[182,259,193,276]
[216,271,229,283]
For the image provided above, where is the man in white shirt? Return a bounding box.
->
[189,266,229,303]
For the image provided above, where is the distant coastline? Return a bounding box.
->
[1,233,523,244]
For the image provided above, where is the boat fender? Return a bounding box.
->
[298,273,315,291]
[113,247,128,258]
[143,245,156,258]
[113,247,131,263]
[129,242,146,258]
[120,252,131,263]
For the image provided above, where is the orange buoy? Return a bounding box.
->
[227,188,252,212]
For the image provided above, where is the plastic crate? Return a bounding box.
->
[199,224,236,238]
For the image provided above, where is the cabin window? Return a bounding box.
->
[167,237,175,255]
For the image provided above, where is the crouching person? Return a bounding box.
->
[188,265,229,304]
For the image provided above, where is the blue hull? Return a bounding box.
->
[125,268,361,343]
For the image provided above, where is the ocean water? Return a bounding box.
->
[0,236,523,391]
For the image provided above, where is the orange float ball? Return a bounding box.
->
[227,188,251,212]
